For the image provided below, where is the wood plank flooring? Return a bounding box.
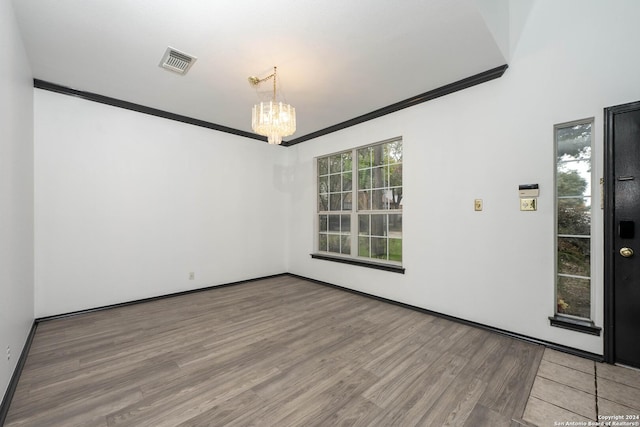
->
[5,275,543,426]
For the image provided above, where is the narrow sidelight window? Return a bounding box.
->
[555,119,593,320]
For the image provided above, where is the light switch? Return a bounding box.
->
[474,199,483,211]
[520,198,537,211]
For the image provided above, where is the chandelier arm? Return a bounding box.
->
[248,66,277,89]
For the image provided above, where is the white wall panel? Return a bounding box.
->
[34,91,289,317]
[286,0,640,355]
[0,0,34,398]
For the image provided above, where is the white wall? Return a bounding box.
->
[31,0,640,354]
[0,0,34,399]
[34,91,289,317]
[286,0,640,355]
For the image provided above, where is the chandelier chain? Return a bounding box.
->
[248,67,278,101]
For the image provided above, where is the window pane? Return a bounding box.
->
[319,176,329,194]
[318,157,328,176]
[359,215,369,235]
[358,236,370,257]
[371,215,387,237]
[328,215,340,232]
[370,237,387,259]
[342,192,353,210]
[371,166,385,188]
[388,164,402,187]
[557,276,590,319]
[557,163,590,197]
[557,123,591,162]
[385,140,403,163]
[319,233,328,251]
[342,152,352,172]
[329,155,342,173]
[558,237,590,277]
[328,235,340,253]
[341,215,351,233]
[388,188,402,210]
[329,194,342,211]
[358,190,371,210]
[372,145,385,167]
[558,198,591,235]
[389,214,402,236]
[342,172,352,191]
[329,174,341,192]
[358,147,372,169]
[371,189,389,210]
[389,238,402,262]
[319,215,328,232]
[318,194,328,212]
[341,235,351,254]
[358,169,371,190]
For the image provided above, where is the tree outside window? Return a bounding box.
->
[555,120,592,319]
[317,138,402,264]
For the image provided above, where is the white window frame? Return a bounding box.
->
[315,137,403,267]
[554,118,594,321]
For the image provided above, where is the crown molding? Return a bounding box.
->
[34,64,508,147]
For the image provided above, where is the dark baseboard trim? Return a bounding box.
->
[0,321,38,426]
[283,64,509,146]
[33,79,269,144]
[35,273,288,323]
[310,253,405,274]
[287,273,604,362]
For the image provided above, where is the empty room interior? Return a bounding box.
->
[2,0,640,426]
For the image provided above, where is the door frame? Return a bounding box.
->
[603,100,640,364]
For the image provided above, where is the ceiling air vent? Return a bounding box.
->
[159,47,197,75]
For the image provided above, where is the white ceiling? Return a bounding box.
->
[11,0,510,143]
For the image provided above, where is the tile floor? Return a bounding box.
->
[522,348,640,427]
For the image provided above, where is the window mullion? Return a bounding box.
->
[351,147,358,257]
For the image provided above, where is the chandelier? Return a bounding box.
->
[248,66,296,145]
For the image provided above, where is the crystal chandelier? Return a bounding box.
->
[248,66,296,145]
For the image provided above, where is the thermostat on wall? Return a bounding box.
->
[519,184,539,198]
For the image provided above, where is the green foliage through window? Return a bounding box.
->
[317,138,403,264]
[555,120,592,319]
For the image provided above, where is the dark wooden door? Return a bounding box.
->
[605,100,640,368]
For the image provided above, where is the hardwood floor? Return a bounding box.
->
[5,275,543,426]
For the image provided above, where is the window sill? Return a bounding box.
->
[549,315,601,336]
[310,253,405,274]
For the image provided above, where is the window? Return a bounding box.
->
[555,119,593,320]
[317,138,402,265]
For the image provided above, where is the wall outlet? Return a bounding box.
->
[189,272,195,280]
[6,345,10,361]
